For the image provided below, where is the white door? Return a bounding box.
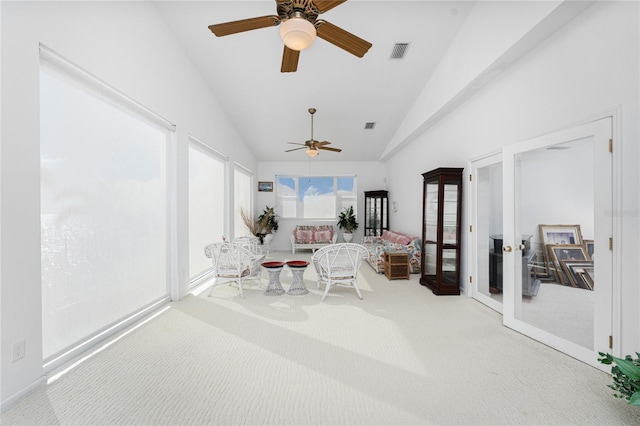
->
[468,153,504,313]
[502,118,612,367]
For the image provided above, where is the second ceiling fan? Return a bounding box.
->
[208,0,372,72]
[286,108,342,157]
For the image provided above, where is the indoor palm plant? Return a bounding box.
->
[337,206,358,243]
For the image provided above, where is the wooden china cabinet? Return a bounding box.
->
[420,168,463,295]
[364,190,388,237]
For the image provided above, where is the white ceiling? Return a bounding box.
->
[154,1,476,162]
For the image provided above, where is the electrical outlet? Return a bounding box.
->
[11,340,26,363]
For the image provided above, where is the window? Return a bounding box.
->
[233,165,253,239]
[40,46,172,362]
[276,175,357,219]
[189,137,226,281]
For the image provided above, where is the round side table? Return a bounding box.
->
[261,261,285,296]
[286,260,309,296]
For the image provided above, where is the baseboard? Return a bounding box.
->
[0,375,47,413]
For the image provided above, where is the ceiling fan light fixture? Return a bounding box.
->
[279,15,316,51]
[306,147,319,157]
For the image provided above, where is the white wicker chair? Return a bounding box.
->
[204,242,261,298]
[311,243,369,302]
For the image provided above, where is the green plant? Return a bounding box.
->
[257,206,278,234]
[598,352,640,408]
[337,206,358,233]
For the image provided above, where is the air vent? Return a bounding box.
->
[390,43,410,59]
[364,122,376,130]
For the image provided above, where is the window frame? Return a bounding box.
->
[275,174,357,220]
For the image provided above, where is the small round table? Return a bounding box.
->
[261,261,286,296]
[286,260,310,296]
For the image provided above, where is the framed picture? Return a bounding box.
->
[539,224,584,246]
[539,225,584,281]
[258,181,273,192]
[547,244,589,285]
[560,259,594,290]
[584,239,594,259]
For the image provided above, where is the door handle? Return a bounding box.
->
[503,245,513,253]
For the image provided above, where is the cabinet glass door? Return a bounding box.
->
[423,180,439,278]
[442,182,458,284]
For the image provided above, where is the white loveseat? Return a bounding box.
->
[289,225,337,254]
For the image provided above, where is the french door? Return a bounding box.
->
[468,153,504,313]
[502,118,612,367]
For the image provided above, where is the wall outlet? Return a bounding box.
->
[11,340,26,363]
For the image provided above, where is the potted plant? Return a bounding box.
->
[240,206,278,244]
[256,206,278,244]
[598,351,640,414]
[337,205,358,243]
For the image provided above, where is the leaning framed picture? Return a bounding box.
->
[584,239,594,259]
[560,259,594,290]
[258,181,273,192]
[547,244,589,285]
[539,224,584,246]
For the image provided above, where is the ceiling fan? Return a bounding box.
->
[208,0,372,73]
[285,108,342,157]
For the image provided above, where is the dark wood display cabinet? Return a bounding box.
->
[420,168,463,295]
[364,190,388,237]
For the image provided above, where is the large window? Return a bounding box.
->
[40,46,171,362]
[276,175,356,219]
[233,165,253,239]
[189,137,226,281]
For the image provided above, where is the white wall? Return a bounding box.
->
[1,1,256,405]
[385,1,639,354]
[257,161,385,251]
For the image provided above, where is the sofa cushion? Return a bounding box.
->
[293,228,314,244]
[381,230,412,245]
[314,229,333,243]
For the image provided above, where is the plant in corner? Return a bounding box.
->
[598,351,640,414]
[256,206,278,244]
[337,206,358,243]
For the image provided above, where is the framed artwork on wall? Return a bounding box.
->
[258,181,273,192]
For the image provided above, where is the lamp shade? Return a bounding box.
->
[306,147,319,157]
[279,17,316,51]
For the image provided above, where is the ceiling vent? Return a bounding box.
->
[364,122,376,130]
[390,43,410,59]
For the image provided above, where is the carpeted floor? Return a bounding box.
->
[1,251,637,425]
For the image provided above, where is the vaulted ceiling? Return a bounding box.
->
[154,1,476,161]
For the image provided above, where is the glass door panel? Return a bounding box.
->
[503,118,612,366]
[469,154,503,313]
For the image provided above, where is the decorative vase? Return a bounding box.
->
[343,233,353,243]
[263,233,274,244]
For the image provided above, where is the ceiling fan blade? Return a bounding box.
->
[208,15,280,37]
[315,20,372,58]
[281,46,300,73]
[287,142,306,146]
[313,1,347,13]
[316,141,331,146]
[318,146,342,152]
[285,147,307,152]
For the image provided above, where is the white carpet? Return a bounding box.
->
[1,251,637,425]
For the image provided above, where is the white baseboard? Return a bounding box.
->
[0,375,47,413]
